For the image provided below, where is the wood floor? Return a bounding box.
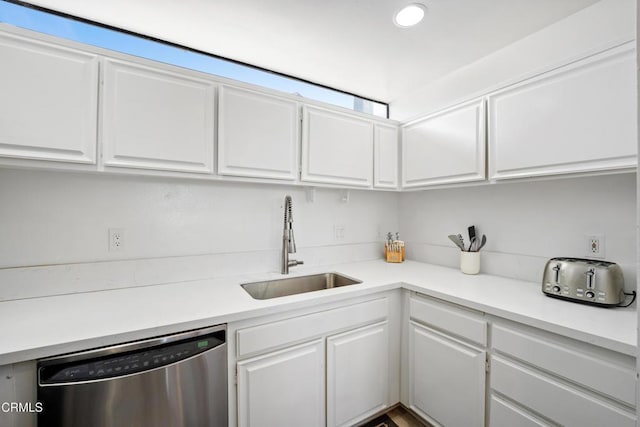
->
[386,406,432,427]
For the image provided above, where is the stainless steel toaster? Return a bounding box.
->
[542,257,625,306]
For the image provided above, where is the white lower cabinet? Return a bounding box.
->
[236,340,325,427]
[327,322,390,427]
[231,293,398,427]
[490,321,637,427]
[490,395,550,427]
[408,323,486,427]
[0,362,37,427]
[406,294,487,427]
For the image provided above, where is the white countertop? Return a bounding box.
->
[0,260,636,365]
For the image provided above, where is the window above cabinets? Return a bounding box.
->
[0,0,388,118]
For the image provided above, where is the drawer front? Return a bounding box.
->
[237,297,388,358]
[491,356,636,427]
[409,295,486,346]
[490,395,551,427]
[492,324,636,406]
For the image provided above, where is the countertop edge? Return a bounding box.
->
[0,260,636,365]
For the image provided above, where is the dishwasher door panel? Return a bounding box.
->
[37,327,227,427]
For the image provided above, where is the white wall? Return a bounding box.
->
[391,0,636,121]
[0,168,399,299]
[400,173,637,291]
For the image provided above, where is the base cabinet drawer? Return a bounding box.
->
[492,323,636,406]
[490,395,551,427]
[491,356,636,427]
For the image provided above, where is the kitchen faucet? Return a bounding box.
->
[281,195,303,274]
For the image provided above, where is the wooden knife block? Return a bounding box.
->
[385,246,405,263]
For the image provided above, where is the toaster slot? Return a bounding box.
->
[585,268,595,289]
[552,264,560,283]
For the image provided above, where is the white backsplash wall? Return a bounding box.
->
[400,173,637,290]
[0,168,399,299]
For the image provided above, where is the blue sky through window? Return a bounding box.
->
[0,0,387,117]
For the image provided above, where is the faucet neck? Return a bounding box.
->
[281,195,302,274]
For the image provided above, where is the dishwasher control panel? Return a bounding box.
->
[39,330,225,384]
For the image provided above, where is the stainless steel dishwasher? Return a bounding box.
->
[37,324,227,427]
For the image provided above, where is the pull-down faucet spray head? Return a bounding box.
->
[284,195,296,253]
[282,195,303,274]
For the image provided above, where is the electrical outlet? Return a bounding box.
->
[109,228,124,252]
[586,234,604,258]
[334,225,345,240]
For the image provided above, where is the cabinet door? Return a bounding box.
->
[237,340,325,427]
[0,33,98,164]
[327,322,390,427]
[402,98,485,188]
[374,124,399,188]
[488,43,637,179]
[218,86,299,180]
[102,59,215,174]
[408,322,485,427]
[301,106,373,187]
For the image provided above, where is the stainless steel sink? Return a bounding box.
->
[241,272,362,300]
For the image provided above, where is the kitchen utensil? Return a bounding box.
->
[457,234,465,250]
[448,234,465,251]
[541,257,625,306]
[467,225,476,250]
[468,236,476,252]
[477,235,487,251]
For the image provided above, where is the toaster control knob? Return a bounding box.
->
[586,291,595,299]
[552,285,561,293]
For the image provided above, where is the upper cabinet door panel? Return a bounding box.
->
[102,59,215,174]
[302,106,373,187]
[488,43,637,180]
[218,85,299,180]
[374,124,399,189]
[0,33,98,164]
[402,99,486,188]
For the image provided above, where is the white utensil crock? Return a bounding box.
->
[460,251,480,275]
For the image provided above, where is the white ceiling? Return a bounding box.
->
[25,0,600,103]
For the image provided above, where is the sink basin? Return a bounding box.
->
[241,272,362,300]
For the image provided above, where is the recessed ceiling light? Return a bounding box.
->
[394,3,426,28]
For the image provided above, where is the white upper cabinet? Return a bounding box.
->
[488,43,637,180]
[302,106,374,187]
[374,124,399,189]
[401,98,486,188]
[0,33,98,164]
[101,58,215,174]
[218,85,299,180]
